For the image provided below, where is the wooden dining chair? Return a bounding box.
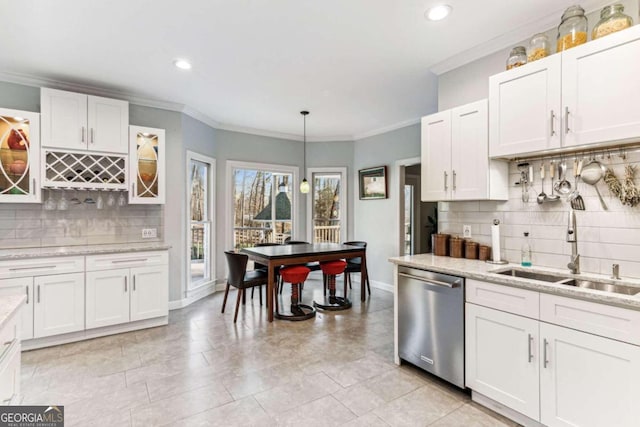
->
[222,251,268,323]
[343,241,371,296]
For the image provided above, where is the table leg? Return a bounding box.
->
[267,263,274,322]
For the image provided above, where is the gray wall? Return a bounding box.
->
[353,123,422,286]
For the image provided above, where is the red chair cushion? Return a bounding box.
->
[280,266,310,284]
[320,260,347,275]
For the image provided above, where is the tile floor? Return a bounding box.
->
[20,274,518,426]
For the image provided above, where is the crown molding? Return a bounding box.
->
[429,0,609,75]
[353,117,421,141]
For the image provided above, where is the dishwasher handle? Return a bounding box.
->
[398,272,461,288]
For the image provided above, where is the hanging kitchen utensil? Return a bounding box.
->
[546,161,560,201]
[537,163,547,204]
[569,159,585,210]
[581,159,608,210]
[554,160,572,195]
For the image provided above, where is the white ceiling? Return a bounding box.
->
[0,0,602,140]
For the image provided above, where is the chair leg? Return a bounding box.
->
[347,273,352,289]
[221,283,231,313]
[234,289,243,323]
[366,275,371,295]
[242,287,246,305]
[259,285,263,306]
[251,286,255,299]
[323,274,327,295]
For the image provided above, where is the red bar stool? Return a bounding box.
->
[276,266,316,321]
[314,260,351,311]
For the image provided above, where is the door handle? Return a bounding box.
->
[32,178,35,195]
[444,171,448,191]
[37,285,40,303]
[124,276,128,292]
[543,338,549,368]
[550,110,556,136]
[26,285,29,304]
[452,170,457,191]
[81,126,85,143]
[133,275,136,291]
[398,272,460,288]
[90,128,94,144]
[528,334,533,363]
[565,107,570,134]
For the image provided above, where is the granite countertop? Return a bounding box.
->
[0,243,171,261]
[0,295,26,331]
[389,254,640,311]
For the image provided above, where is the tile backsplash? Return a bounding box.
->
[0,191,163,248]
[439,150,640,279]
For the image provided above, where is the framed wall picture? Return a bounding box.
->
[359,166,387,200]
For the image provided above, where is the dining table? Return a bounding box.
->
[241,243,369,322]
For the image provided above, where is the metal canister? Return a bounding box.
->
[450,236,464,258]
[433,233,450,256]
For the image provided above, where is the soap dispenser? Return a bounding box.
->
[521,232,532,267]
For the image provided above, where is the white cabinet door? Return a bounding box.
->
[86,269,130,329]
[130,265,168,321]
[33,273,84,338]
[489,55,562,157]
[0,277,34,340]
[540,322,640,427]
[421,111,451,201]
[129,126,166,204]
[562,26,640,149]
[466,303,540,421]
[451,100,489,200]
[41,88,88,150]
[87,95,129,154]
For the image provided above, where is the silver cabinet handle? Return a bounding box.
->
[452,170,457,191]
[37,285,40,303]
[565,107,570,134]
[9,265,56,271]
[81,126,85,143]
[32,178,35,195]
[133,275,136,291]
[543,338,549,368]
[550,110,556,136]
[528,334,533,363]
[25,285,29,304]
[124,276,128,292]
[111,258,148,264]
[90,128,94,144]
[398,272,460,288]
[444,171,448,191]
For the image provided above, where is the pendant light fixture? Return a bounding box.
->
[299,110,310,194]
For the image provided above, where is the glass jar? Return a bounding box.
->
[528,33,550,62]
[592,4,633,40]
[557,5,588,52]
[506,46,527,70]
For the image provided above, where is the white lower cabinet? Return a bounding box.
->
[0,311,21,404]
[466,303,540,420]
[466,281,640,427]
[0,277,34,340]
[33,273,85,338]
[86,265,169,328]
[540,323,640,427]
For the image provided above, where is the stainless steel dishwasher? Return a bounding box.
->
[397,266,465,388]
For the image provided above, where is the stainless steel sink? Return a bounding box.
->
[558,279,640,296]
[495,269,567,283]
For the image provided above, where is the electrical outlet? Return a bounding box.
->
[463,225,472,238]
[142,228,157,239]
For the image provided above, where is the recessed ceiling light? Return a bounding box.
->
[173,59,192,70]
[425,4,452,21]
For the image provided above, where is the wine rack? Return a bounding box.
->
[42,149,127,190]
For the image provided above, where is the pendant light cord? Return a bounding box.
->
[303,113,306,175]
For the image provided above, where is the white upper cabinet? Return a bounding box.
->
[129,126,165,204]
[489,25,640,158]
[489,55,561,157]
[41,88,128,154]
[422,99,508,202]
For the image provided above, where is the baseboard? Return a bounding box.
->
[168,280,223,310]
[351,277,393,293]
[471,391,542,427]
[22,316,168,351]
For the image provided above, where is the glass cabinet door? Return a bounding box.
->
[0,108,40,203]
[129,125,165,204]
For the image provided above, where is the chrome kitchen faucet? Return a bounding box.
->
[567,209,580,274]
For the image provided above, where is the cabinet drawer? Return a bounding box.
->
[466,279,539,319]
[86,251,168,272]
[540,293,640,346]
[0,256,84,279]
[0,340,20,404]
[0,312,18,364]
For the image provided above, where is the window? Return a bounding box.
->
[187,152,215,290]
[307,168,347,243]
[228,161,298,250]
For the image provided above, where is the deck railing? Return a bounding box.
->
[234,227,288,249]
